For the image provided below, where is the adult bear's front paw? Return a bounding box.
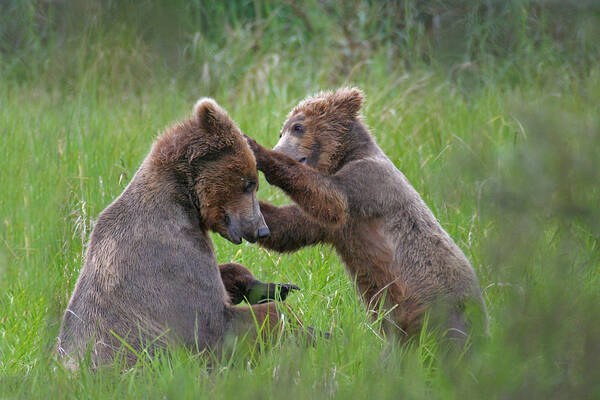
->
[245,282,300,304]
[268,283,301,302]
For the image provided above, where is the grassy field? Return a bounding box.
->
[1,1,599,398]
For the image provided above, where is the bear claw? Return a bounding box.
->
[245,282,300,304]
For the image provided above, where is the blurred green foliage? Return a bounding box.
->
[2,0,599,89]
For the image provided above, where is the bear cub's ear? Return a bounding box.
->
[193,97,235,137]
[332,87,364,118]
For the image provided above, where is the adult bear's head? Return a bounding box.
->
[151,98,269,244]
[274,87,365,174]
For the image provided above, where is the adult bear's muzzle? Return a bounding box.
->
[224,212,270,244]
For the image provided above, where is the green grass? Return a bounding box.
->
[1,1,599,398]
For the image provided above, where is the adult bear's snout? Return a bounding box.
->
[240,217,269,243]
[257,226,270,238]
[224,213,243,245]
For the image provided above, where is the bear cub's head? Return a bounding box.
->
[152,98,270,244]
[274,87,364,174]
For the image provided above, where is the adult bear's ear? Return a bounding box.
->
[331,87,363,118]
[194,97,236,137]
[189,98,238,161]
[151,99,238,166]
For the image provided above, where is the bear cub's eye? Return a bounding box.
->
[292,124,304,134]
[243,180,256,193]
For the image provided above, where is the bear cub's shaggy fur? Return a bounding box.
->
[247,88,488,341]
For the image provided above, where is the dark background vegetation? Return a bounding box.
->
[2,0,599,89]
[1,1,599,398]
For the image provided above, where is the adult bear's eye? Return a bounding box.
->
[292,124,304,134]
[243,180,256,193]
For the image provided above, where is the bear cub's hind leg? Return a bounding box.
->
[219,263,300,305]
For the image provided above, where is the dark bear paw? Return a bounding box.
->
[245,282,300,304]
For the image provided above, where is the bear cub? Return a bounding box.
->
[246,88,488,343]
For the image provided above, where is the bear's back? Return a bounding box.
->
[57,176,229,367]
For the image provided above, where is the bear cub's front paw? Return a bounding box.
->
[245,282,300,304]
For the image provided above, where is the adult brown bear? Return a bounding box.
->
[57,98,299,369]
[246,88,488,342]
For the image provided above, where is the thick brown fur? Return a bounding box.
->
[247,88,488,341]
[57,99,299,369]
